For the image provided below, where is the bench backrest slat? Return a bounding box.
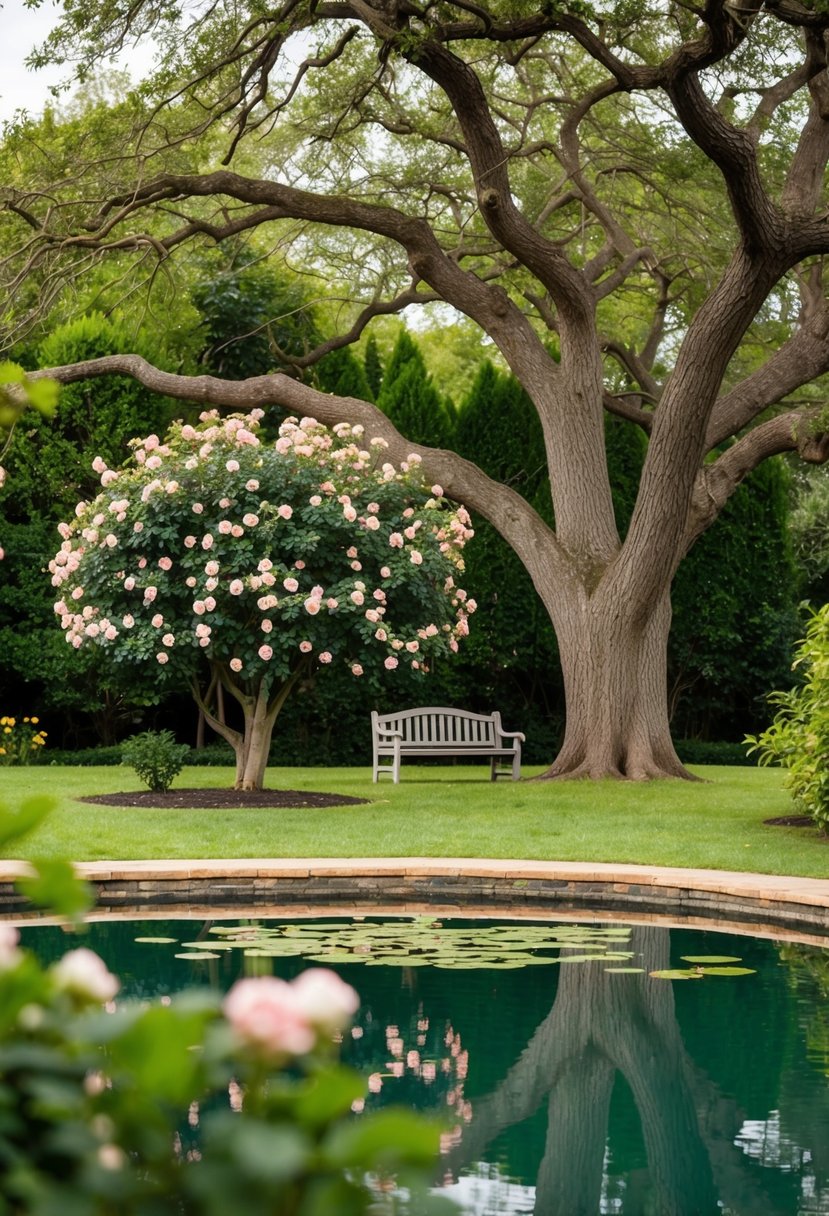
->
[374,708,499,746]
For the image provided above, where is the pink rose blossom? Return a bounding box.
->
[122,614,134,629]
[205,561,220,577]
[347,547,358,558]
[261,619,273,633]
[389,533,404,548]
[204,596,216,612]
[158,556,172,571]
[384,656,399,670]
[299,641,313,653]
[350,590,364,606]
[364,516,380,531]
[231,525,244,538]
[151,613,164,628]
[309,494,322,506]
[343,505,357,522]
[410,550,423,565]
[144,586,158,603]
[0,924,21,971]
[375,628,387,642]
[156,652,169,664]
[124,576,135,591]
[193,601,206,615]
[195,623,211,639]
[246,479,260,491]
[192,503,204,514]
[223,977,315,1059]
[229,580,244,596]
[258,559,273,572]
[133,521,144,533]
[230,658,243,672]
[277,504,293,520]
[351,663,364,677]
[327,598,338,610]
[431,484,444,496]
[162,633,176,647]
[304,597,321,615]
[380,566,391,578]
[52,948,119,1003]
[294,560,306,570]
[283,577,299,593]
[226,459,240,472]
[319,651,332,664]
[143,434,160,451]
[242,513,259,527]
[291,968,359,1033]
[218,520,233,535]
[258,644,273,661]
[184,535,197,548]
[106,626,121,642]
[201,534,214,550]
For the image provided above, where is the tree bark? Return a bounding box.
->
[538,585,692,780]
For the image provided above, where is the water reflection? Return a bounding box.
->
[424,927,827,1216]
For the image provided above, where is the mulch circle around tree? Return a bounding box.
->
[80,789,370,810]
[763,814,815,828]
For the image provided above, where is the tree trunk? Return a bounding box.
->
[235,689,279,790]
[539,585,694,781]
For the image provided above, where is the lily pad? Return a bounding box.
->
[698,966,756,977]
[680,955,743,964]
[604,967,645,974]
[135,936,179,944]
[175,952,222,960]
[649,969,704,980]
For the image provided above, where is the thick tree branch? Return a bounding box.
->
[688,408,829,546]
[706,302,829,449]
[31,354,572,590]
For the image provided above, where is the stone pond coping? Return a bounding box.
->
[1,857,828,941]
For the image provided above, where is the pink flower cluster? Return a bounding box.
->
[223,968,359,1060]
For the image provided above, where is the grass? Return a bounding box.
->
[1,762,826,877]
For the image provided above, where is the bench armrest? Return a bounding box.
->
[374,726,403,741]
[499,730,526,742]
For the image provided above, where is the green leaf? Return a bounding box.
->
[17,857,94,924]
[324,1109,440,1169]
[0,797,54,847]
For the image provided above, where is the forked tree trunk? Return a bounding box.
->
[539,586,693,781]
[191,664,305,791]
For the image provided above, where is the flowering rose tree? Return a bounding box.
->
[50,410,475,788]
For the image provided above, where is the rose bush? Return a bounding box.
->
[0,923,452,1216]
[50,411,475,788]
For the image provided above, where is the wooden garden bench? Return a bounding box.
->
[371,707,525,783]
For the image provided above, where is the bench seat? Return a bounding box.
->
[371,707,524,783]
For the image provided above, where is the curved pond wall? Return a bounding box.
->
[1,858,828,940]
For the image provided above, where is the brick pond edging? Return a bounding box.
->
[0,858,828,939]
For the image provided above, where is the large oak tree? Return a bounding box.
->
[3,0,829,779]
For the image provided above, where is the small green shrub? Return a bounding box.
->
[121,730,190,793]
[747,604,829,832]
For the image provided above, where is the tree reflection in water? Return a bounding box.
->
[441,927,796,1216]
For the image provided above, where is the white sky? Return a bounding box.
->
[0,0,155,124]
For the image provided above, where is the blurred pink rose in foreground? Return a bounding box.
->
[0,923,21,970]
[53,948,120,1003]
[223,970,359,1059]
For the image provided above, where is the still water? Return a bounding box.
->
[21,915,829,1215]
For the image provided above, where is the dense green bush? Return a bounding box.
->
[121,730,191,792]
[747,604,829,831]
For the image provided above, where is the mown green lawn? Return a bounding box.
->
[2,763,827,877]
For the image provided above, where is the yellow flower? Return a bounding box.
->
[30,717,39,725]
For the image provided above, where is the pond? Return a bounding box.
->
[21,914,829,1215]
